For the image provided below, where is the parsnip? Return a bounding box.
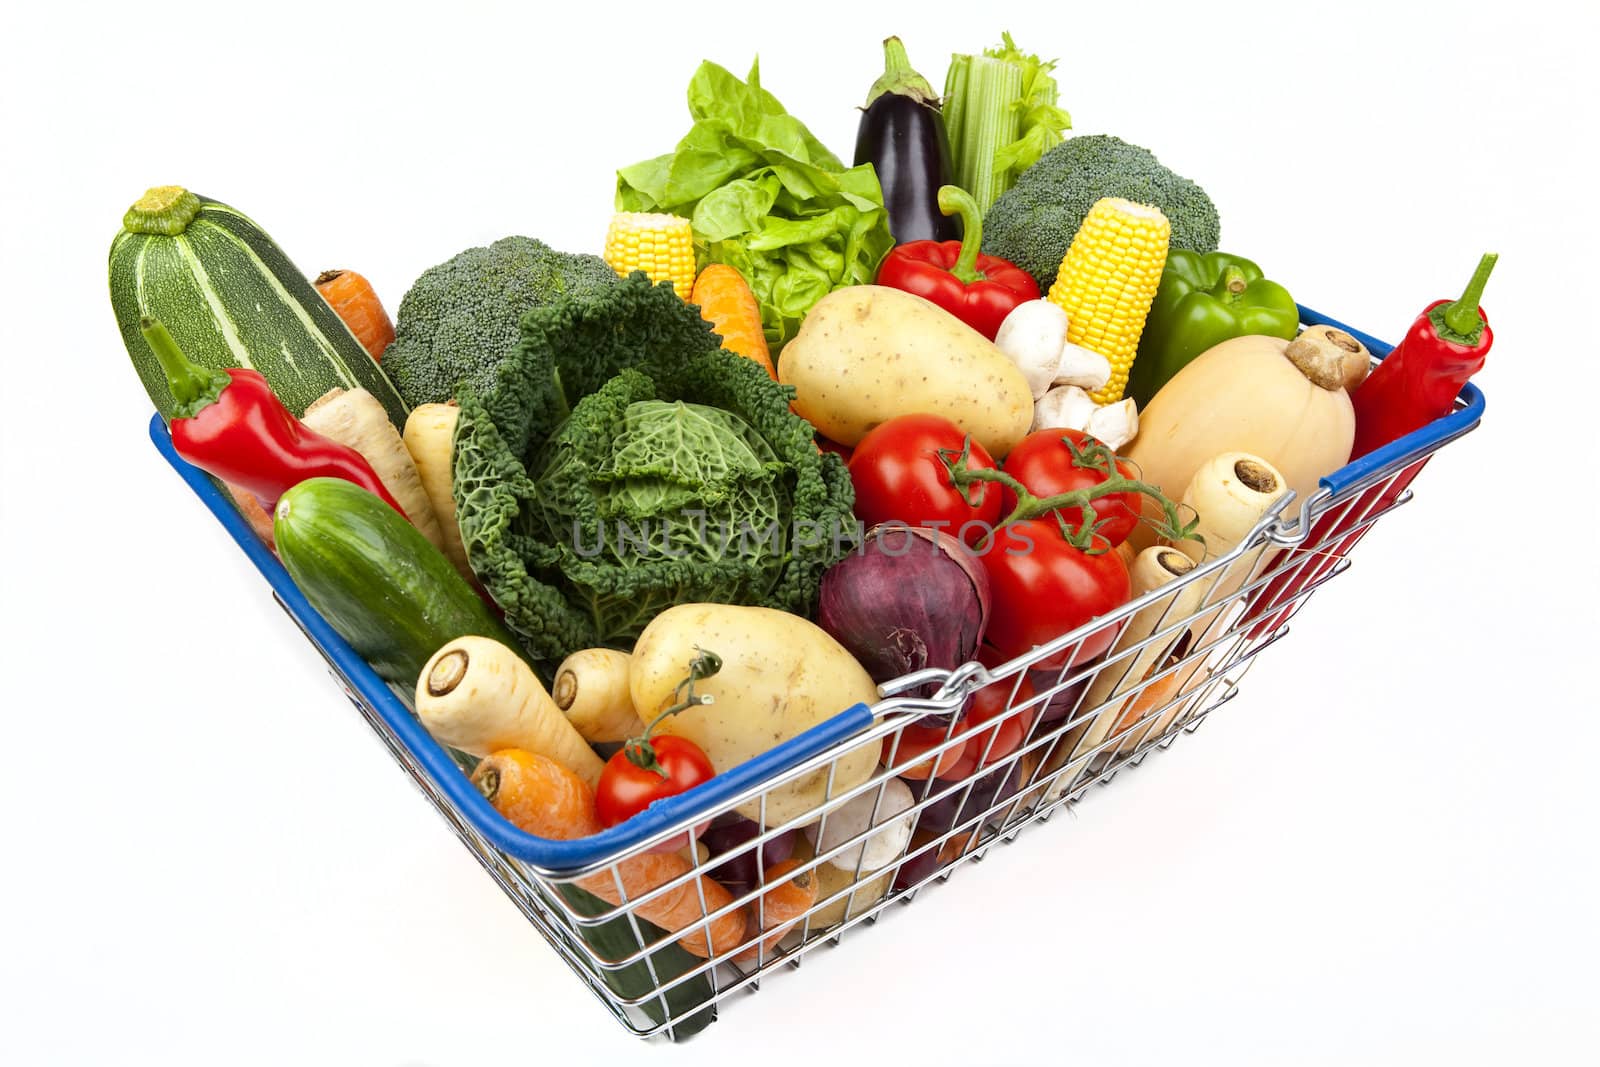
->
[402,402,472,579]
[1154,452,1290,729]
[1045,548,1208,796]
[416,636,605,788]
[302,388,445,552]
[1170,452,1287,602]
[553,648,645,744]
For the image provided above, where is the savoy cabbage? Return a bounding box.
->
[452,273,855,668]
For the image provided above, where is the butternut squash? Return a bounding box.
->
[1122,329,1363,551]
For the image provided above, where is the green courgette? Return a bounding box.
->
[557,884,717,1038]
[273,477,517,688]
[109,185,408,426]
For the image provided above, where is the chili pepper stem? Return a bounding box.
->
[139,317,230,416]
[1438,252,1499,340]
[936,185,986,284]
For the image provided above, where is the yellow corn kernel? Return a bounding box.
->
[603,212,697,300]
[1046,198,1172,404]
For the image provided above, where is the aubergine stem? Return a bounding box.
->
[863,36,940,108]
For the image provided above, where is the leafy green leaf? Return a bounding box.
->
[616,59,892,349]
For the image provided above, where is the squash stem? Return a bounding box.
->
[122,185,201,236]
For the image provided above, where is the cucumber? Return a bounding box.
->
[557,884,717,1038]
[273,477,518,688]
[109,185,408,427]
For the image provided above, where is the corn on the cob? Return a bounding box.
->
[1046,197,1171,404]
[603,212,696,300]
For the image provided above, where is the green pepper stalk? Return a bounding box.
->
[937,186,986,284]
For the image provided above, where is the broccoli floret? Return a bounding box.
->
[981,135,1221,291]
[382,236,618,407]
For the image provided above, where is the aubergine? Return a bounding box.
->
[853,37,959,245]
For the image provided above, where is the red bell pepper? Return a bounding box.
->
[874,185,1039,340]
[141,317,407,517]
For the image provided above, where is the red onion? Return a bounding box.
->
[817,525,992,699]
[1027,663,1093,724]
[701,813,796,895]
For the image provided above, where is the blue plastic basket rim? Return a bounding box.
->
[146,304,1483,874]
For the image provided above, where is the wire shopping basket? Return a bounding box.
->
[148,306,1485,1040]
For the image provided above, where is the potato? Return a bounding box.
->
[630,604,880,827]
[790,837,894,928]
[778,285,1034,457]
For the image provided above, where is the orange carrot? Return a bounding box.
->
[734,858,818,963]
[1111,665,1184,753]
[472,749,747,958]
[220,480,274,550]
[691,265,775,379]
[315,269,395,362]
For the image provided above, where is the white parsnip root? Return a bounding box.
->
[402,402,472,580]
[1047,548,1209,797]
[302,388,445,551]
[1147,452,1291,721]
[1170,452,1287,598]
[553,648,645,744]
[416,635,605,789]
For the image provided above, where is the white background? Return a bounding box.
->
[3,1,1597,1063]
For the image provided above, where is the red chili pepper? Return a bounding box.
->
[141,317,407,516]
[875,185,1039,340]
[1240,254,1497,638]
[1350,253,1496,459]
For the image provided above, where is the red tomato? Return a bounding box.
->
[944,647,1037,780]
[596,736,716,853]
[1001,428,1142,546]
[849,414,1002,547]
[882,722,968,781]
[977,520,1132,671]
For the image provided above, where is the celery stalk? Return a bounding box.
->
[943,36,1072,213]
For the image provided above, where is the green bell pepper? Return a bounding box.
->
[1127,251,1300,407]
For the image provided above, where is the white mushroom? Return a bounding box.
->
[1085,398,1140,451]
[804,777,916,873]
[1032,384,1098,433]
[993,300,1069,399]
[1052,343,1112,392]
